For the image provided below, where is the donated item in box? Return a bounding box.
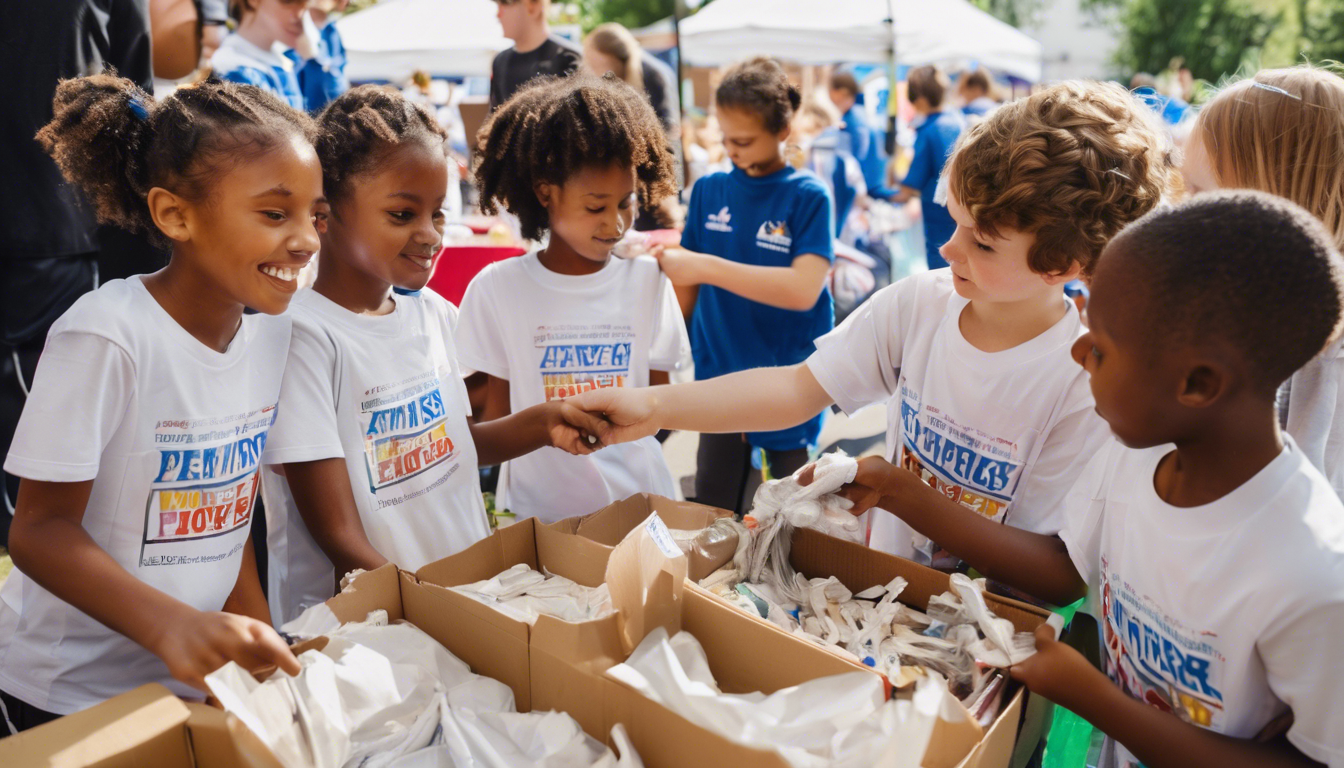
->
[0,682,278,768]
[568,494,1055,768]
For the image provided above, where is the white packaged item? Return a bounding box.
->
[451,563,614,625]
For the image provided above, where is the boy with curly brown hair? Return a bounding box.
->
[573,81,1174,564]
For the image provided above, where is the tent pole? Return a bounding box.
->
[885,0,897,156]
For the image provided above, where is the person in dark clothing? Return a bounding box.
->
[0,0,169,545]
[488,0,581,112]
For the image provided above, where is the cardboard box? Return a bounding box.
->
[546,493,734,581]
[0,683,279,768]
[570,494,1056,768]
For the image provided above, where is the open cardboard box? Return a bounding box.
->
[570,494,1056,768]
[0,682,279,768]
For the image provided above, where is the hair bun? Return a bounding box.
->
[786,83,802,111]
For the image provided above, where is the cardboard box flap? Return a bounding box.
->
[0,683,194,768]
[416,519,540,588]
[535,518,612,588]
[570,494,731,545]
[184,703,285,768]
[325,562,405,624]
[605,512,687,654]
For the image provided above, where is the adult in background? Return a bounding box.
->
[488,0,581,112]
[583,22,682,230]
[891,65,964,271]
[0,0,203,546]
[828,69,893,200]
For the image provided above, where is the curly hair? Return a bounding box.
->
[474,73,676,241]
[315,85,449,204]
[1108,191,1344,392]
[36,72,317,247]
[716,56,801,134]
[947,80,1173,277]
[1196,67,1344,251]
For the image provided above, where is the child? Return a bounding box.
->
[573,81,1173,565]
[213,0,343,112]
[260,85,610,624]
[828,192,1344,768]
[827,69,891,200]
[0,75,317,729]
[1181,66,1344,500]
[890,65,965,271]
[655,57,836,515]
[488,0,582,111]
[456,74,686,524]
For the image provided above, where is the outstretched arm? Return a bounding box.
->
[654,248,831,312]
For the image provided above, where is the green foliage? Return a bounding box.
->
[970,0,1046,27]
[1300,0,1344,64]
[562,0,674,32]
[1108,0,1279,82]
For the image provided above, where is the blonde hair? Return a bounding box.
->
[585,23,643,93]
[1196,67,1344,250]
[948,80,1173,277]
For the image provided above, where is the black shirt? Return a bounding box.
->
[640,52,679,134]
[488,33,582,111]
[1,0,153,342]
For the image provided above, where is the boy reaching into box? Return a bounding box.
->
[815,193,1344,768]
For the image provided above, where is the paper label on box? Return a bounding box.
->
[645,514,682,559]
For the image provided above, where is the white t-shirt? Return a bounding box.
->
[1284,336,1344,500]
[806,269,1110,561]
[0,277,290,714]
[261,289,490,625]
[456,253,688,523]
[1060,437,1344,768]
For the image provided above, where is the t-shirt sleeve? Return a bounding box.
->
[1262,599,1344,766]
[1008,380,1113,536]
[1057,439,1120,606]
[264,321,344,465]
[455,267,511,380]
[218,66,272,90]
[805,281,907,414]
[4,332,134,482]
[902,129,935,191]
[649,274,690,372]
[791,182,835,263]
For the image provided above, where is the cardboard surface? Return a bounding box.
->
[0,684,196,768]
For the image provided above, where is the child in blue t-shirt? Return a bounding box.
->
[891,65,965,271]
[212,0,348,113]
[653,56,835,514]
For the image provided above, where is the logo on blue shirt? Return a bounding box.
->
[756,221,793,253]
[706,206,733,233]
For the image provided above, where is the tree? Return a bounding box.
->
[1084,0,1280,82]
[970,0,1046,28]
[1299,0,1344,64]
[563,0,673,32]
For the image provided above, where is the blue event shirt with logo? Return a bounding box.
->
[682,165,835,451]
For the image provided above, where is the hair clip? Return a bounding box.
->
[128,95,150,120]
[1106,167,1132,181]
[1251,82,1302,100]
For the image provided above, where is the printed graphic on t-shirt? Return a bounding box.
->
[360,370,458,493]
[706,206,733,233]
[1101,559,1226,736]
[535,323,635,401]
[756,221,793,253]
[898,382,1024,523]
[141,405,275,567]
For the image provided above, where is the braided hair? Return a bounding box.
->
[474,73,676,241]
[315,84,450,205]
[37,72,317,247]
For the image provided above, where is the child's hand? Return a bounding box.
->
[799,456,911,516]
[151,609,301,692]
[1008,624,1099,709]
[567,387,660,445]
[546,401,613,455]
[651,246,705,286]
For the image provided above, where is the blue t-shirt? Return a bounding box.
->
[902,110,965,270]
[297,21,348,113]
[212,34,305,111]
[682,166,835,451]
[841,105,893,200]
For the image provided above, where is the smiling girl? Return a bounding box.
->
[456,74,688,524]
[0,75,319,730]
[259,86,611,624]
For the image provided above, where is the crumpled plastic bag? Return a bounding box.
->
[206,612,641,768]
[746,452,862,544]
[452,563,614,625]
[604,626,954,768]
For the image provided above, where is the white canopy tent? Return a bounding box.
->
[678,0,1044,82]
[336,0,509,82]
